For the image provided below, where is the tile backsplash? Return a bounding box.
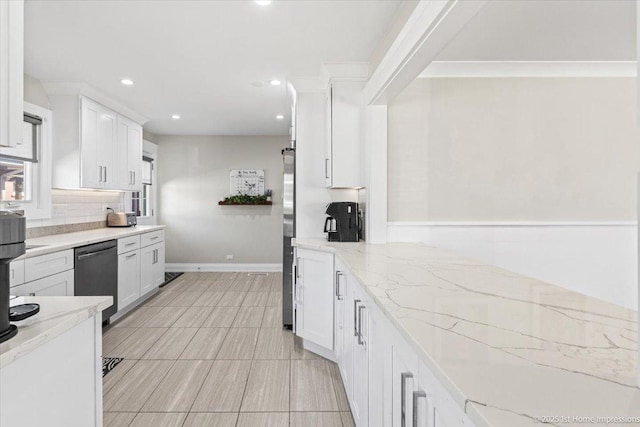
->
[27,189,125,229]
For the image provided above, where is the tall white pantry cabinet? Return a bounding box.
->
[293,246,477,427]
[0,0,24,150]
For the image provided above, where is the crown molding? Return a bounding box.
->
[42,82,150,125]
[319,62,369,89]
[419,61,637,78]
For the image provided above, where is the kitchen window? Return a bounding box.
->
[0,103,52,219]
[132,156,154,218]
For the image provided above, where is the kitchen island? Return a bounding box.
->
[0,295,112,427]
[293,239,639,427]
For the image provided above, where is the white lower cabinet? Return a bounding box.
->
[9,260,25,287]
[295,247,476,427]
[294,248,334,350]
[117,250,140,308]
[10,269,74,296]
[117,231,165,313]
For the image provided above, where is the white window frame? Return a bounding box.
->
[134,140,157,225]
[0,102,52,220]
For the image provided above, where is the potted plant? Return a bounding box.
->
[265,189,273,202]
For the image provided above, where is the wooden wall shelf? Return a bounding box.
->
[218,201,272,206]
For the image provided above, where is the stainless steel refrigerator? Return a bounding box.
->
[282,147,295,328]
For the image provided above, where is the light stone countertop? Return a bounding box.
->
[0,295,112,368]
[16,225,166,260]
[293,238,640,427]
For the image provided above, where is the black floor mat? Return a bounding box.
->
[102,357,123,377]
[161,272,184,288]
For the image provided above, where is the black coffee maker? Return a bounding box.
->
[324,202,360,242]
[0,211,26,343]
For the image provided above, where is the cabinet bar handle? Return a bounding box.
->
[150,236,159,240]
[357,305,366,346]
[401,372,414,427]
[133,171,135,184]
[98,166,103,182]
[413,390,427,427]
[353,299,361,336]
[125,242,136,246]
[125,253,137,259]
[325,158,330,179]
[104,166,107,183]
[335,271,343,300]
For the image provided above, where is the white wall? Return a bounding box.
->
[387,77,639,309]
[295,91,358,239]
[157,135,288,268]
[24,74,49,109]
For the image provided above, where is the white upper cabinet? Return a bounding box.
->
[116,114,143,191]
[51,94,144,191]
[0,0,24,150]
[325,80,365,189]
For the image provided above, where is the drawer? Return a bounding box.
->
[9,260,25,287]
[141,230,164,247]
[24,249,74,283]
[118,235,141,254]
[11,269,75,297]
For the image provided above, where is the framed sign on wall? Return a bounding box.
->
[229,169,265,196]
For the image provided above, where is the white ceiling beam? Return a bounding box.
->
[364,0,487,105]
[420,61,637,78]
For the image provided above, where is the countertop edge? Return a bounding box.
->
[16,225,167,260]
[0,296,112,369]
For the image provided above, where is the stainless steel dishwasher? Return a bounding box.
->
[75,240,118,323]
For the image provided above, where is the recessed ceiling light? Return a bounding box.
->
[270,79,281,86]
[255,0,271,5]
[121,78,134,86]
[276,115,284,120]
[171,114,181,120]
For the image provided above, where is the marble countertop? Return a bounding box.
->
[293,239,640,427]
[16,225,166,260]
[0,296,112,368]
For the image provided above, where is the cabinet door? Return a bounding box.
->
[80,97,101,188]
[352,291,369,426]
[116,115,142,191]
[324,86,333,187]
[9,260,25,287]
[341,270,355,403]
[392,341,420,427]
[117,250,140,309]
[139,244,155,296]
[152,243,165,289]
[11,270,74,297]
[334,263,346,367]
[98,107,117,189]
[295,248,334,350]
[0,0,23,149]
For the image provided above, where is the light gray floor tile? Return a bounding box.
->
[107,328,167,359]
[242,291,269,307]
[341,412,355,427]
[291,336,321,360]
[191,360,251,412]
[142,327,198,359]
[192,291,225,307]
[144,290,180,307]
[248,279,271,292]
[104,360,174,412]
[241,360,290,412]
[180,328,228,359]
[103,327,137,355]
[142,360,212,412]
[165,291,204,307]
[201,306,239,327]
[216,328,259,359]
[172,306,213,328]
[104,412,137,427]
[179,282,211,293]
[330,363,351,412]
[130,412,187,427]
[208,280,234,292]
[232,306,265,327]
[114,306,164,328]
[141,306,188,327]
[290,412,343,427]
[183,413,238,427]
[261,306,283,327]
[236,412,289,427]
[218,291,247,306]
[103,359,137,394]
[266,292,283,307]
[290,360,340,411]
[254,328,293,359]
[230,276,253,292]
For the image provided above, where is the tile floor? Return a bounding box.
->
[102,272,355,427]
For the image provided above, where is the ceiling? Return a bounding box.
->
[436,0,636,62]
[24,0,401,136]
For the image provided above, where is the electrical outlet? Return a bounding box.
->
[226,255,234,260]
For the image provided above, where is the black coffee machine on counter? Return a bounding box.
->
[0,211,39,343]
[324,202,360,242]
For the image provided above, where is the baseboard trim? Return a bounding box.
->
[388,221,637,227]
[166,263,283,272]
